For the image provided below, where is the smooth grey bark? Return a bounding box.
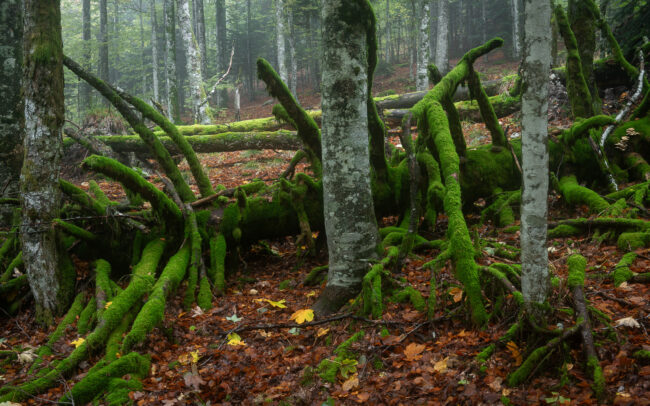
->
[164,0,180,122]
[245,0,253,97]
[0,0,22,225]
[386,0,391,62]
[429,0,436,61]
[151,0,160,102]
[215,0,228,107]
[288,8,298,100]
[111,0,120,85]
[81,0,91,111]
[435,0,449,73]
[511,0,521,58]
[177,0,210,123]
[275,0,288,84]
[21,0,68,324]
[139,0,147,95]
[194,0,207,80]
[520,0,551,306]
[315,0,380,314]
[99,0,109,104]
[416,0,430,91]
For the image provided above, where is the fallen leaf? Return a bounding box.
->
[317,328,330,337]
[104,301,112,309]
[70,338,85,348]
[290,309,314,324]
[341,375,359,391]
[226,314,242,323]
[183,371,205,391]
[433,357,449,373]
[191,306,204,317]
[227,332,246,346]
[487,376,502,391]
[506,341,523,366]
[254,298,287,308]
[356,392,370,402]
[17,347,37,364]
[259,330,273,338]
[404,343,426,361]
[306,290,317,297]
[190,350,200,363]
[615,317,640,328]
[449,287,463,303]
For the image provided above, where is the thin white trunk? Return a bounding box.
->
[151,0,160,101]
[176,0,210,124]
[317,0,380,310]
[511,0,521,58]
[435,0,449,73]
[520,0,551,305]
[416,0,430,91]
[288,9,298,101]
[164,0,179,121]
[386,0,391,62]
[275,0,288,84]
[235,86,241,121]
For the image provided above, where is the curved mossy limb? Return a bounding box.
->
[1,251,22,283]
[63,56,195,202]
[558,175,610,214]
[60,179,107,215]
[476,321,521,367]
[58,352,150,405]
[617,232,650,250]
[416,151,444,228]
[105,307,138,362]
[82,155,182,225]
[467,67,507,147]
[88,180,112,207]
[625,152,650,181]
[183,208,203,309]
[548,224,582,238]
[452,93,521,122]
[77,295,97,335]
[391,286,426,312]
[613,252,637,286]
[53,219,96,241]
[154,116,292,136]
[554,4,594,118]
[122,243,190,353]
[209,234,227,294]
[257,58,322,177]
[94,259,113,321]
[482,189,521,228]
[0,231,17,270]
[114,90,214,198]
[560,115,616,146]
[305,265,328,286]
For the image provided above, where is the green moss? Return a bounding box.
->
[558,175,610,214]
[391,286,426,312]
[560,115,616,146]
[82,155,182,225]
[94,259,113,320]
[467,68,507,146]
[317,359,339,383]
[184,209,203,309]
[122,243,190,353]
[54,218,96,241]
[77,295,97,335]
[88,180,111,207]
[59,352,150,405]
[567,254,587,288]
[1,251,22,283]
[587,356,605,400]
[304,265,328,286]
[60,179,107,215]
[197,276,212,310]
[633,350,650,361]
[613,252,637,286]
[617,232,650,250]
[209,234,227,294]
[362,264,385,319]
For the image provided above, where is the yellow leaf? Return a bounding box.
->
[115,352,121,359]
[506,341,523,366]
[341,375,359,391]
[306,290,317,297]
[178,352,191,365]
[191,350,200,363]
[404,343,426,362]
[104,301,112,309]
[254,298,287,308]
[317,328,330,337]
[70,338,85,348]
[227,332,246,346]
[449,287,463,303]
[259,330,273,338]
[433,357,449,373]
[290,309,314,324]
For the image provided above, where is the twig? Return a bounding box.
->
[201,46,235,108]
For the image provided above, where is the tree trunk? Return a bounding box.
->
[416,0,430,91]
[288,8,298,101]
[21,0,71,324]
[151,0,160,102]
[246,0,254,98]
[275,0,288,85]
[194,0,207,80]
[81,0,91,111]
[0,0,23,226]
[111,0,120,85]
[215,0,228,107]
[511,0,521,59]
[315,0,380,315]
[164,0,180,122]
[139,0,147,95]
[568,0,601,114]
[386,0,392,63]
[435,0,449,73]
[176,0,210,124]
[520,0,551,306]
[99,0,109,103]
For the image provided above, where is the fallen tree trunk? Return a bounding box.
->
[64,130,301,155]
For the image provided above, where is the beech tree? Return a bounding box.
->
[313,0,381,314]
[520,0,551,306]
[416,0,430,91]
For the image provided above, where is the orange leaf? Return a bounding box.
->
[403,342,426,361]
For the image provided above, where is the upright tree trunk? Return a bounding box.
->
[81,0,91,111]
[215,0,228,107]
[0,0,23,225]
[177,0,211,124]
[416,0,430,91]
[246,0,254,97]
[386,0,391,63]
[481,0,488,62]
[164,0,180,122]
[275,0,288,84]
[139,0,147,95]
[568,0,601,113]
[194,0,207,80]
[429,0,436,62]
[520,0,551,307]
[21,0,71,324]
[288,8,298,100]
[511,0,521,58]
[99,0,109,103]
[112,0,120,85]
[307,11,320,90]
[315,0,380,314]
[435,0,449,73]
[151,0,160,102]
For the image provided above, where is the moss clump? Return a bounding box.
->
[77,295,97,335]
[617,232,650,250]
[392,286,426,312]
[633,350,650,362]
[317,331,365,383]
[197,276,212,310]
[558,175,610,214]
[587,355,605,399]
[209,234,227,294]
[567,254,587,289]
[613,252,637,286]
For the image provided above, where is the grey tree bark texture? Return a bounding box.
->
[164,0,180,122]
[99,0,109,104]
[520,0,551,306]
[288,8,298,101]
[314,0,380,315]
[81,0,91,111]
[511,0,521,58]
[0,0,23,225]
[215,0,228,107]
[275,0,288,84]
[21,0,70,324]
[435,0,449,73]
[416,0,430,91]
[151,0,160,102]
[176,0,211,124]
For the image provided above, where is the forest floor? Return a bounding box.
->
[2,58,650,405]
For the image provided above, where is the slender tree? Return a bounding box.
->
[275,0,288,84]
[99,0,109,103]
[314,0,380,315]
[139,0,147,95]
[520,0,552,307]
[385,0,391,62]
[194,0,207,80]
[215,0,228,107]
[435,0,449,73]
[164,0,180,122]
[151,0,160,102]
[511,0,521,58]
[81,0,91,111]
[0,0,23,225]
[177,0,211,123]
[568,0,601,113]
[288,6,298,100]
[416,0,430,91]
[21,0,72,324]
